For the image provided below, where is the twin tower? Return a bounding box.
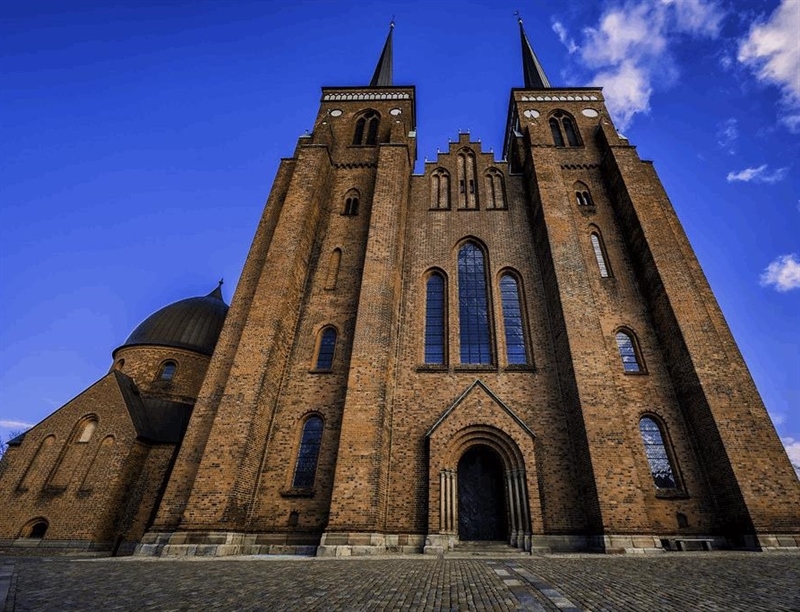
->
[2,22,798,555]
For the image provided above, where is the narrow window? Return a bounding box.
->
[550,118,565,147]
[325,249,341,290]
[563,117,579,146]
[591,233,610,278]
[366,114,379,145]
[353,111,379,145]
[292,416,323,488]
[458,243,492,364]
[344,197,359,215]
[77,419,97,443]
[500,274,528,365]
[576,192,586,206]
[582,190,594,206]
[159,361,176,381]
[459,180,465,194]
[315,327,337,370]
[469,179,475,194]
[615,331,643,373]
[353,117,366,145]
[424,273,446,364]
[639,417,678,489]
[431,174,441,209]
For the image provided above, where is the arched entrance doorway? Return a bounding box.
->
[457,445,507,541]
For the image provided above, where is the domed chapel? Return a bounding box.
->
[1,21,798,556]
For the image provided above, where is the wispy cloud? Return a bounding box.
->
[782,437,800,479]
[716,118,738,152]
[0,420,34,430]
[737,0,800,132]
[760,254,800,292]
[726,164,787,183]
[552,21,578,54]
[554,0,724,129]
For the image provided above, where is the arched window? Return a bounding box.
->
[49,416,98,489]
[18,435,55,492]
[550,111,581,147]
[484,168,507,209]
[431,168,451,209]
[353,110,380,145]
[424,272,446,364]
[159,361,177,381]
[590,232,611,278]
[343,190,360,216]
[549,118,565,147]
[292,416,324,488]
[457,149,478,209]
[615,330,644,373]
[574,182,594,207]
[21,518,49,539]
[325,248,342,290]
[500,273,528,365]
[458,242,492,364]
[77,419,97,443]
[80,436,115,491]
[639,416,678,489]
[315,327,337,370]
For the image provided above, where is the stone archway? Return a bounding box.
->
[457,445,506,541]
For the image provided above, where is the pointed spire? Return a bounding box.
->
[369,20,394,87]
[517,15,551,89]
[208,279,224,301]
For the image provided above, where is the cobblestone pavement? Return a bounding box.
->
[2,552,799,611]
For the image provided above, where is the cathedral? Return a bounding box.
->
[1,22,798,557]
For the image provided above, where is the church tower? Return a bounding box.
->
[135,21,800,557]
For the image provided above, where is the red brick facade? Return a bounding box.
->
[2,60,798,558]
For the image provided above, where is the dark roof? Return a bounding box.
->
[114,371,193,443]
[117,283,229,357]
[369,22,394,87]
[518,18,551,89]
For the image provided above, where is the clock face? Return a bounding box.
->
[390,108,402,116]
[582,108,599,118]
[329,109,343,117]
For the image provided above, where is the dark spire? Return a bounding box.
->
[369,20,394,87]
[208,279,224,301]
[517,15,551,89]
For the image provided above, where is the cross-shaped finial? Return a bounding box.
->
[218,278,224,288]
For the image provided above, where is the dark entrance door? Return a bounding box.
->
[457,445,507,541]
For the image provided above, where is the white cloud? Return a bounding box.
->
[557,0,725,129]
[0,420,34,430]
[738,0,800,121]
[552,21,578,54]
[770,412,786,426]
[782,437,800,479]
[716,117,738,152]
[726,164,788,183]
[760,254,800,292]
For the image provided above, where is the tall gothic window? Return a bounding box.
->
[292,416,324,488]
[484,168,507,209]
[500,273,528,365]
[458,242,491,364]
[424,272,446,364]
[315,327,337,370]
[353,110,380,145]
[550,110,581,147]
[457,149,478,209]
[431,168,451,209]
[639,416,678,489]
[591,233,611,278]
[615,330,643,373]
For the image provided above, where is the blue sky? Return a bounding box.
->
[1,0,798,472]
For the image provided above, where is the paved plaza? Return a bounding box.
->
[2,551,799,611]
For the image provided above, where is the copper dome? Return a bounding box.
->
[117,284,229,356]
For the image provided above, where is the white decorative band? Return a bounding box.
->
[520,94,599,101]
[323,92,412,101]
